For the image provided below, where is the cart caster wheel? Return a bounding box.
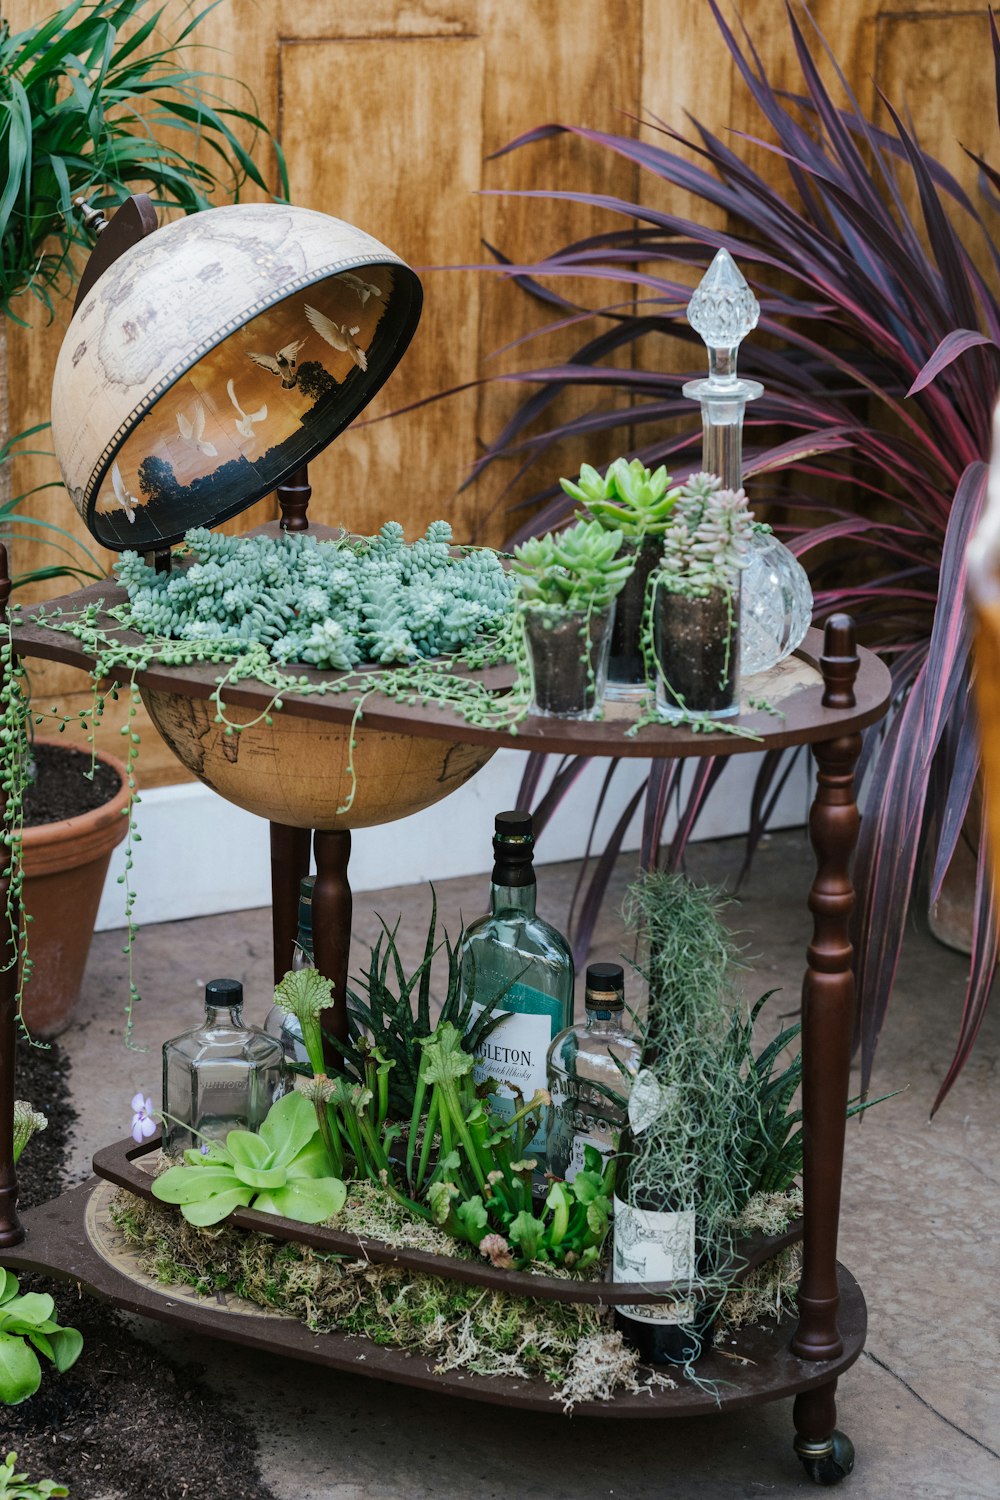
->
[794,1430,855,1486]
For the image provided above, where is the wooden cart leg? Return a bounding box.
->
[270,823,312,984]
[790,616,862,1482]
[0,547,23,1248]
[312,829,352,1064]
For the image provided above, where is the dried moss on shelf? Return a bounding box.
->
[108,1183,802,1408]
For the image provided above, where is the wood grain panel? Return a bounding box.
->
[279,33,485,542]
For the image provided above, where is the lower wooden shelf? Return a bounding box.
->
[0,1176,867,1419]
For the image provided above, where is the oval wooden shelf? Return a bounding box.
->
[12,582,891,760]
[93,1135,804,1307]
[5,1178,865,1420]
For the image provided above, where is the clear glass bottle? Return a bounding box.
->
[264,875,314,1071]
[459,810,574,1166]
[162,977,287,1154]
[546,962,641,1181]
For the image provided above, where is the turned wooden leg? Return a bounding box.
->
[794,1381,855,1483]
[270,823,312,984]
[792,616,862,1365]
[0,546,23,1247]
[312,829,352,1062]
[277,465,312,532]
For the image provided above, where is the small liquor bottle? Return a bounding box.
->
[163,978,287,1154]
[612,1086,707,1365]
[546,962,640,1182]
[460,811,574,1164]
[264,876,314,1070]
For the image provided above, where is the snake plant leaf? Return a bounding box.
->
[258,1089,318,1165]
[253,1176,346,1224]
[0,1332,41,1405]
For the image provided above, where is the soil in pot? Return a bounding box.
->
[653,585,739,719]
[523,605,613,719]
[19,740,131,1037]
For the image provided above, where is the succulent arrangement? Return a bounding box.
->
[115,522,514,669]
[559,458,680,539]
[511,519,634,612]
[656,474,754,596]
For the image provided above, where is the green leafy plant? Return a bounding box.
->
[0,0,287,319]
[11,1100,45,1164]
[330,893,506,1117]
[0,1269,82,1406]
[512,518,634,611]
[560,457,680,539]
[0,1452,67,1499]
[151,1090,347,1227]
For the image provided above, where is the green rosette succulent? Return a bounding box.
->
[560,457,680,538]
[512,519,635,612]
[152,1090,346,1226]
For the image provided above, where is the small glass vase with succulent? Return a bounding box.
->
[512,519,635,719]
[559,458,680,699]
[649,473,754,720]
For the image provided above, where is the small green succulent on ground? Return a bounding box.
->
[560,458,681,538]
[0,1452,67,1499]
[657,473,754,594]
[512,519,634,611]
[0,1270,82,1407]
[151,1090,346,1226]
[12,1101,45,1164]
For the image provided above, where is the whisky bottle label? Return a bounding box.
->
[470,989,559,1147]
[612,1193,696,1325]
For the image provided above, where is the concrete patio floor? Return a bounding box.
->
[56,829,1000,1498]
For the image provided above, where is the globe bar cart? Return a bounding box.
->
[0,197,891,1485]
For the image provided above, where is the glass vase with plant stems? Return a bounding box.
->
[455,0,1000,1108]
[512,517,634,719]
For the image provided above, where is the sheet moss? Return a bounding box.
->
[108,1182,801,1406]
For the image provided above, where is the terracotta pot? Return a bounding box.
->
[21,741,130,1036]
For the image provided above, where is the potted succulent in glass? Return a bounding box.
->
[651,473,753,721]
[559,457,679,699]
[512,519,634,719]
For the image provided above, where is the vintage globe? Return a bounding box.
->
[51,202,422,550]
[741,528,813,677]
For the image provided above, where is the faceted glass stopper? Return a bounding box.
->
[741,529,814,676]
[687,248,760,351]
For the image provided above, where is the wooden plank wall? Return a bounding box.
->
[3,0,995,786]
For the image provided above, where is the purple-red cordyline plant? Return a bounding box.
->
[458,2,1000,1111]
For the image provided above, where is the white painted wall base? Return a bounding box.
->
[95,747,813,931]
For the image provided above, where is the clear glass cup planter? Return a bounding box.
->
[605,537,662,702]
[653,578,740,720]
[521,602,614,720]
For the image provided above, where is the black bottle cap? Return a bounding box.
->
[585,963,625,1008]
[206,977,243,1005]
[492,810,535,884]
[494,810,533,843]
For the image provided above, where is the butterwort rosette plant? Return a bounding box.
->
[0,1451,68,1499]
[151,1090,347,1226]
[0,1270,82,1407]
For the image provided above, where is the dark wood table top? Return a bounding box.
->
[11,579,891,759]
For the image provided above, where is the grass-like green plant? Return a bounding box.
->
[0,0,287,319]
[0,1269,82,1407]
[0,1452,67,1499]
[512,518,634,611]
[560,457,680,539]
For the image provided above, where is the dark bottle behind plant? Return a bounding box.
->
[546,962,641,1181]
[264,875,314,1070]
[612,1068,707,1365]
[459,811,574,1166]
[162,978,287,1154]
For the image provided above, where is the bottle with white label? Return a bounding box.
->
[460,810,574,1166]
[546,962,640,1182]
[612,1070,706,1365]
